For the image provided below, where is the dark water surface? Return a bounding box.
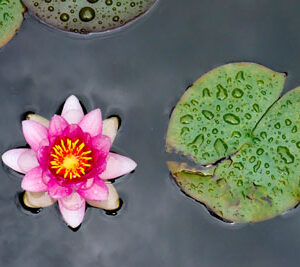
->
[0,1,300,266]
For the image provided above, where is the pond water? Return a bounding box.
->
[0,0,299,266]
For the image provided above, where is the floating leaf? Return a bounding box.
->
[167,63,286,165]
[22,0,157,34]
[0,0,25,48]
[167,63,300,222]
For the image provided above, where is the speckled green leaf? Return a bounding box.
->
[22,0,156,34]
[0,0,25,48]
[167,63,286,165]
[168,86,300,223]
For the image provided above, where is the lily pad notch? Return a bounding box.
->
[166,62,300,223]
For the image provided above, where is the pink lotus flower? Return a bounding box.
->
[2,95,137,228]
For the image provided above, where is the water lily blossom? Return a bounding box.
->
[2,95,137,228]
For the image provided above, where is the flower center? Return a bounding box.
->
[49,138,93,180]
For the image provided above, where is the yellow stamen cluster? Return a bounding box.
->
[50,138,93,180]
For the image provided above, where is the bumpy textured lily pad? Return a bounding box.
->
[167,63,286,165]
[0,0,25,48]
[167,63,300,222]
[22,0,156,34]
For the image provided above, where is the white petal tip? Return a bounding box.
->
[61,95,84,124]
[59,194,85,228]
[2,149,27,173]
[101,153,137,180]
[67,95,78,101]
[62,211,84,228]
[2,151,10,166]
[62,95,81,115]
[130,160,138,170]
[65,95,79,104]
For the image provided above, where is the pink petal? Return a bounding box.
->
[18,149,39,173]
[22,120,49,151]
[87,182,119,210]
[21,167,48,192]
[61,124,84,139]
[61,95,84,124]
[36,146,50,169]
[92,135,111,154]
[47,179,72,199]
[58,192,85,228]
[49,115,69,137]
[77,178,108,201]
[2,148,37,174]
[79,109,102,137]
[100,153,137,180]
[62,110,85,125]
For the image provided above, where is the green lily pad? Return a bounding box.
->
[167,63,286,165]
[0,0,25,48]
[167,63,300,222]
[22,0,156,34]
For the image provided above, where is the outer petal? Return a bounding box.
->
[58,192,85,228]
[2,148,38,173]
[77,178,108,201]
[61,95,84,124]
[49,115,69,137]
[87,182,120,210]
[21,167,48,192]
[22,120,49,151]
[47,179,72,199]
[23,191,56,208]
[27,114,49,128]
[18,149,39,173]
[102,117,119,143]
[100,153,137,180]
[79,109,102,137]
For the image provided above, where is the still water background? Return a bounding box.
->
[0,0,299,266]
